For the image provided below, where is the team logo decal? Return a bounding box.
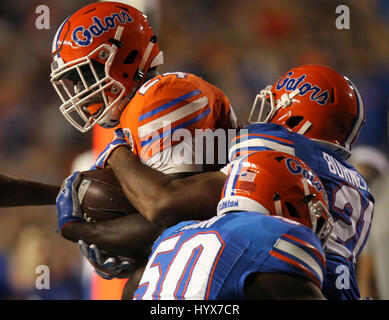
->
[276,71,329,105]
[123,128,134,152]
[72,11,133,47]
[285,158,324,192]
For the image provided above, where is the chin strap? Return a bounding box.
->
[269,88,300,120]
[134,36,158,83]
[273,193,283,216]
[297,121,312,135]
[111,26,124,49]
[301,178,317,232]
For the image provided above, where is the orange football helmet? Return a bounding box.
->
[248,65,365,159]
[50,2,163,132]
[217,151,334,247]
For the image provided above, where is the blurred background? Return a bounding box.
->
[0,0,387,299]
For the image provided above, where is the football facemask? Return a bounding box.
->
[51,43,126,132]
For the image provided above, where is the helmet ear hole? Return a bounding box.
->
[316,216,325,233]
[285,116,304,128]
[285,202,301,218]
[274,156,286,162]
[123,50,139,64]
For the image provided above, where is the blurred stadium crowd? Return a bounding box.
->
[0,0,387,299]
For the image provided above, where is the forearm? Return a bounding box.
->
[107,147,226,226]
[0,173,60,207]
[107,147,175,221]
[62,213,163,259]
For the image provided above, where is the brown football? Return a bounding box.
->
[78,168,136,222]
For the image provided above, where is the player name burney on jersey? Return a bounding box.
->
[322,152,368,191]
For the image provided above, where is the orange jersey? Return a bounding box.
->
[120,72,237,174]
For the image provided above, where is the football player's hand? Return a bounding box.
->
[94,128,129,169]
[56,171,83,234]
[78,240,132,280]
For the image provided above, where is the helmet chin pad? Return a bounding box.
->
[97,117,120,128]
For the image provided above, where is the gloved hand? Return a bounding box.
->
[78,240,132,280]
[56,171,83,233]
[94,128,129,169]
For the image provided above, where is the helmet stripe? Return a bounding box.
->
[344,78,365,151]
[52,16,70,56]
[223,155,249,197]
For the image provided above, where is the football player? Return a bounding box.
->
[133,151,333,300]
[87,65,371,300]
[224,65,374,300]
[0,172,59,207]
[50,1,236,174]
[51,2,236,279]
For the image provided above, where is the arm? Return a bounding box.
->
[62,213,163,259]
[0,173,60,207]
[107,146,226,226]
[121,267,146,300]
[244,272,326,300]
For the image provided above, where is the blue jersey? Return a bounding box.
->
[227,122,375,299]
[133,211,325,300]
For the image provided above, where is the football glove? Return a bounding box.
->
[78,240,132,280]
[56,171,83,233]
